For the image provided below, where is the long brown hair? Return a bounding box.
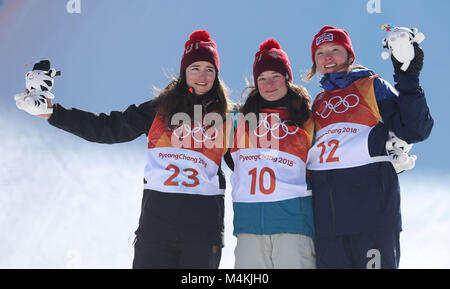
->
[240,80,312,128]
[152,71,231,128]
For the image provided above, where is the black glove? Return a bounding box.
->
[391,42,424,75]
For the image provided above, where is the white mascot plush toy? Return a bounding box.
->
[386,131,417,174]
[14,60,60,115]
[380,24,422,173]
[381,24,425,72]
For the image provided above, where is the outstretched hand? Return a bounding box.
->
[14,90,54,119]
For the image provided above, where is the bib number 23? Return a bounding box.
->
[164,164,200,187]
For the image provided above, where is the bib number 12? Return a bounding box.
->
[317,140,340,163]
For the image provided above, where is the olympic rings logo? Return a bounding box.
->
[315,94,360,119]
[172,122,218,143]
[254,113,299,139]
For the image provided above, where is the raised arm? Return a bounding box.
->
[47,100,157,144]
[375,43,433,144]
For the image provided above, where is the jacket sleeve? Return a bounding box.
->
[223,149,234,171]
[47,100,158,144]
[374,74,433,144]
[222,110,240,171]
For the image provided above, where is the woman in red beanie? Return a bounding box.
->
[21,30,231,269]
[304,25,433,268]
[224,39,316,268]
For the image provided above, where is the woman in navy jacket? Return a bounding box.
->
[304,26,433,269]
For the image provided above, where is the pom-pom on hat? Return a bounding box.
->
[180,30,220,74]
[311,25,356,64]
[253,39,293,83]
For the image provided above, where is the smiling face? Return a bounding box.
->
[185,61,216,95]
[256,70,288,101]
[314,43,353,75]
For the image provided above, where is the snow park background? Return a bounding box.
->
[0,0,449,269]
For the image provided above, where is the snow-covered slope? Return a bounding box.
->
[0,109,238,268]
[0,112,144,268]
[1,111,449,268]
[1,0,448,269]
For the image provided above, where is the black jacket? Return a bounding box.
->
[48,101,225,246]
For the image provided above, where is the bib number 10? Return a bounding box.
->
[317,140,340,163]
[248,167,276,195]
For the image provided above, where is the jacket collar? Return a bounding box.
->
[320,69,375,91]
[260,93,290,109]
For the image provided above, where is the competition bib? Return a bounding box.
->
[230,108,313,203]
[144,113,226,196]
[144,147,222,195]
[231,148,310,202]
[307,76,389,170]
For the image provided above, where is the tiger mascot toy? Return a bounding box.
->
[14,60,61,115]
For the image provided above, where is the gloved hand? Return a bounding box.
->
[392,42,424,75]
[386,132,417,174]
[15,89,54,116]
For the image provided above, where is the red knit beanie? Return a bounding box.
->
[253,39,293,83]
[311,25,356,64]
[180,30,219,74]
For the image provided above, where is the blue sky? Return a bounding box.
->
[1,0,449,268]
[1,0,448,170]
